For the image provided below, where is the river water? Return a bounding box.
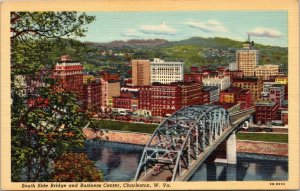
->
[84,140,288,182]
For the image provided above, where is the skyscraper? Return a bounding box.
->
[131,60,151,86]
[236,37,259,77]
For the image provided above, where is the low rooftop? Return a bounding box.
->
[203,86,218,91]
[270,84,285,88]
[233,77,259,82]
[255,100,276,107]
[221,86,249,93]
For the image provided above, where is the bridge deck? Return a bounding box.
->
[138,165,174,181]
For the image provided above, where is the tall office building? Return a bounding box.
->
[150,58,184,84]
[131,60,151,86]
[236,37,259,77]
[54,56,83,99]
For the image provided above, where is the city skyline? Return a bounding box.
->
[80,11,288,47]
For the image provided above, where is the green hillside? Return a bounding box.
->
[59,37,288,75]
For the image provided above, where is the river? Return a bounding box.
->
[84,140,288,182]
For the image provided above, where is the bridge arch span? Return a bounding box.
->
[134,105,233,182]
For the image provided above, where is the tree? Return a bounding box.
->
[11,12,96,181]
[51,153,103,182]
[11,12,95,40]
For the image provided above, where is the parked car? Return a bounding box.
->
[247,127,263,132]
[263,128,273,132]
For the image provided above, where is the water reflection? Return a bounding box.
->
[190,156,288,181]
[85,140,143,181]
[84,141,288,182]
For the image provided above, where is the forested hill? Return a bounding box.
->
[52,37,288,74]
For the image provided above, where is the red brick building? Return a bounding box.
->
[190,66,200,73]
[254,100,279,125]
[139,82,202,116]
[113,90,139,110]
[219,86,252,110]
[281,110,288,125]
[113,97,132,110]
[200,90,210,105]
[100,71,120,81]
[54,57,83,99]
[83,80,101,110]
[225,70,244,81]
[232,77,263,101]
[184,73,202,83]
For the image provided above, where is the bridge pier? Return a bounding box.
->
[226,132,237,164]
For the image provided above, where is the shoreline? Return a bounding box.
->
[83,128,288,157]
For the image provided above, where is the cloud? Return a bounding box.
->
[248,27,283,38]
[121,29,140,38]
[139,22,176,35]
[185,19,228,32]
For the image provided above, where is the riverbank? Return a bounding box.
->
[82,128,288,157]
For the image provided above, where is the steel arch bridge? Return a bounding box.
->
[134,105,238,182]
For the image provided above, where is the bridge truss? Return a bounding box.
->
[134,105,232,182]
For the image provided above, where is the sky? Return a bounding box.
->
[79,11,288,47]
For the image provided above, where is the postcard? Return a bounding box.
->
[0,0,299,190]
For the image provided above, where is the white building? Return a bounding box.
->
[202,76,231,91]
[254,64,279,79]
[229,62,238,71]
[262,81,277,94]
[150,58,184,84]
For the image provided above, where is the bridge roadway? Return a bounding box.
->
[137,108,255,182]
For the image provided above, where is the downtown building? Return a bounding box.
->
[138,82,201,117]
[131,60,151,86]
[184,73,202,83]
[254,64,279,79]
[53,55,83,99]
[83,80,101,110]
[236,41,259,77]
[100,72,121,111]
[225,70,244,81]
[254,100,279,125]
[275,75,288,85]
[100,79,120,109]
[202,75,231,91]
[262,80,277,98]
[202,86,219,104]
[150,58,184,84]
[269,84,285,106]
[112,90,139,111]
[232,77,263,102]
[219,86,252,110]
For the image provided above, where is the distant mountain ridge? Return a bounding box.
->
[86,39,169,47]
[85,36,287,49]
[82,36,287,73]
